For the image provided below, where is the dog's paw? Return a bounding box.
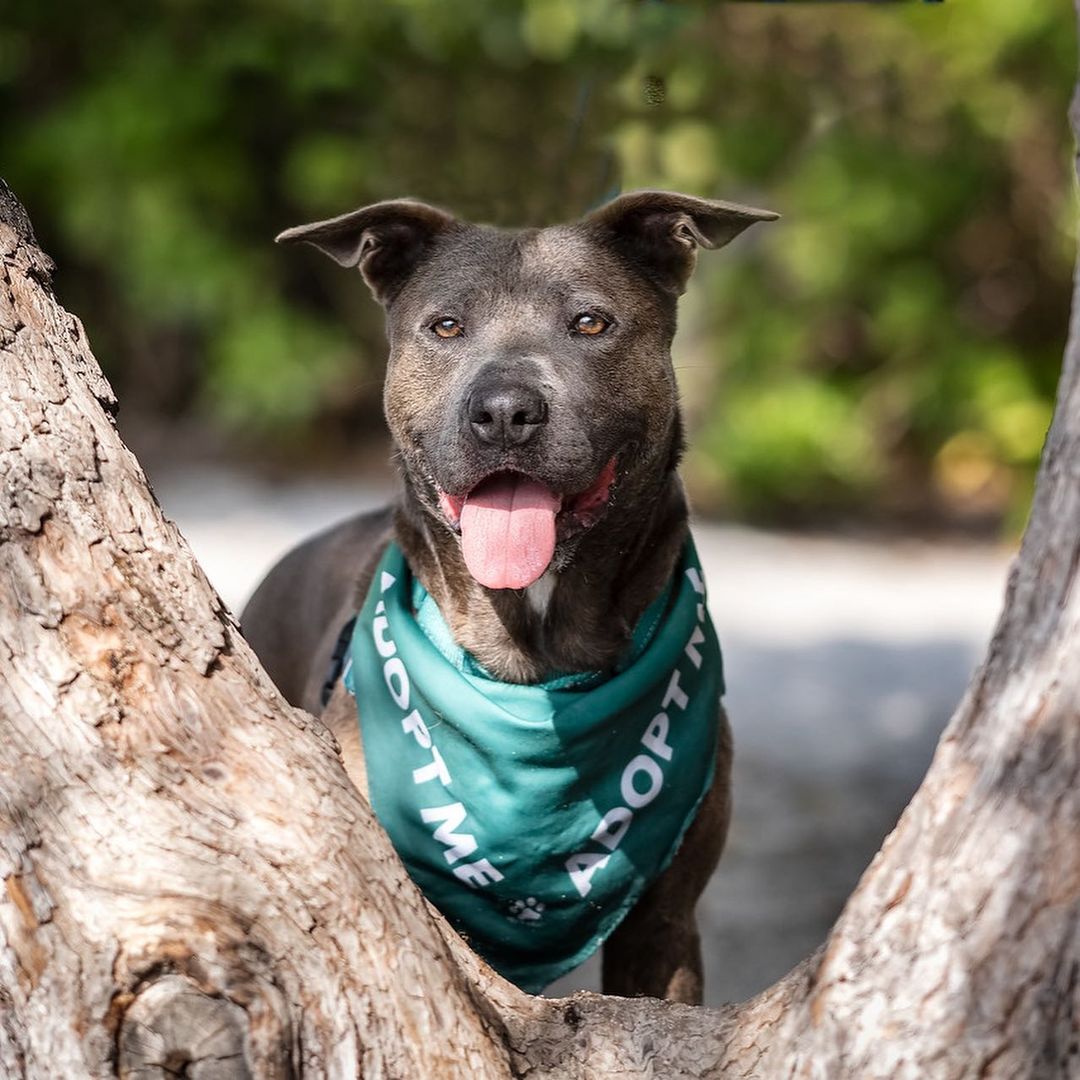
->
[507,897,546,923]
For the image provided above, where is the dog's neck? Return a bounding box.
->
[394,474,689,684]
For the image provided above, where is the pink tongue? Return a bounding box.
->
[460,474,560,589]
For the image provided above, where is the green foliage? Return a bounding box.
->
[639,2,1075,526]
[0,0,1072,529]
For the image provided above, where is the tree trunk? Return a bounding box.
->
[2,30,1080,1074]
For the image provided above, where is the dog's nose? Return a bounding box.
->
[466,385,548,448]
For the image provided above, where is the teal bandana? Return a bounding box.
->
[343,539,723,993]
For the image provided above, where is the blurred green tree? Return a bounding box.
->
[0,0,1072,529]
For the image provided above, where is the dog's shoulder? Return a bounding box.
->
[241,506,394,709]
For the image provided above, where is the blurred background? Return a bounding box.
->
[2,0,1073,530]
[1,0,1073,1003]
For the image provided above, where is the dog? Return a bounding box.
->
[241,190,777,1002]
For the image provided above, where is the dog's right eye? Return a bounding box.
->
[431,317,464,339]
[570,312,610,336]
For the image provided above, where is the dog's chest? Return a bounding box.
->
[340,540,724,991]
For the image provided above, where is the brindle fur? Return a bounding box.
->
[241,190,775,1003]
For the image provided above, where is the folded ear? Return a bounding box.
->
[584,190,779,296]
[276,199,458,305]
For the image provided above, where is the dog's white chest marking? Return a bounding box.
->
[526,571,556,618]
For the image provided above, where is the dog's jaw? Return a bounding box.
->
[432,456,617,531]
[394,463,689,684]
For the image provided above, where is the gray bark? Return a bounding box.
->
[0,182,511,1078]
[2,24,1080,1073]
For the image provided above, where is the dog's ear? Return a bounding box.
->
[585,190,778,296]
[276,199,458,305]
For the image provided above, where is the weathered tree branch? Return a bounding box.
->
[3,22,1080,1072]
[0,189,515,1078]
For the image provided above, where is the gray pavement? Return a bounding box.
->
[150,464,1014,1006]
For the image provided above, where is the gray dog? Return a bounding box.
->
[242,190,776,1002]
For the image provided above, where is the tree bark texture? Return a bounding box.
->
[2,29,1080,1074]
[0,181,516,1077]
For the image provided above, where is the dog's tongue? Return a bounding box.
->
[460,474,560,589]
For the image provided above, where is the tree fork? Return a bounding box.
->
[2,20,1080,1070]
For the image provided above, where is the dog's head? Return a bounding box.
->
[278,192,777,590]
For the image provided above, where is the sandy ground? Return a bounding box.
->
[149,464,1014,1006]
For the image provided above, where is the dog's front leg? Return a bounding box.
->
[601,897,706,1003]
[320,683,371,799]
[600,714,733,1003]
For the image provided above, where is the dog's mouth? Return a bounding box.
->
[435,458,617,590]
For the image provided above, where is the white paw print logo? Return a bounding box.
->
[508,897,545,923]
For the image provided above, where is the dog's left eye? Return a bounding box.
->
[431,317,464,339]
[570,312,610,336]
